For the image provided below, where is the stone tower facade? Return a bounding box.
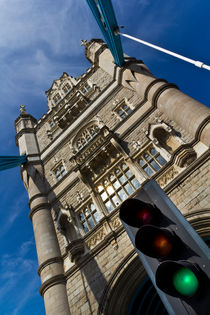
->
[15,39,210,315]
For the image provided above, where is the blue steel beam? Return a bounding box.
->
[0,155,27,172]
[86,0,124,66]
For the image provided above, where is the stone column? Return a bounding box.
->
[121,65,210,147]
[15,108,70,315]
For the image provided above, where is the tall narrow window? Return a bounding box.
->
[78,203,100,234]
[54,164,66,181]
[97,163,141,213]
[138,145,167,177]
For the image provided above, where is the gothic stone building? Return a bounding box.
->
[15,39,210,315]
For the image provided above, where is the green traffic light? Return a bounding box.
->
[173,267,199,297]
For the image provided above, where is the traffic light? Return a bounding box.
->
[120,180,210,315]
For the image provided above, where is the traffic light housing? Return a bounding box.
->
[119,180,210,315]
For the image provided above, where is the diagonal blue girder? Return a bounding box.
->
[0,155,27,172]
[86,0,124,66]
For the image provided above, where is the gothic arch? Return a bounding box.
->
[98,251,144,315]
[98,251,167,315]
[185,208,210,239]
[153,127,180,153]
[147,121,183,158]
[71,119,103,153]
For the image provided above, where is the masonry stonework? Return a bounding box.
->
[15,39,210,314]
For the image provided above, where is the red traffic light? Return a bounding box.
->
[135,226,176,258]
[119,199,160,228]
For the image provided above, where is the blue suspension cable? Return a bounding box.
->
[86,0,124,66]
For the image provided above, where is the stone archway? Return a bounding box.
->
[98,251,166,315]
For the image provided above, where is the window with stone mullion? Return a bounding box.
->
[81,83,91,95]
[63,83,71,94]
[97,163,141,213]
[138,146,167,178]
[116,104,132,119]
[53,93,61,104]
[55,165,66,181]
[79,203,100,234]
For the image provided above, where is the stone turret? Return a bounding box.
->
[15,106,70,315]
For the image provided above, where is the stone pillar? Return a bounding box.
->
[15,107,70,315]
[86,41,210,147]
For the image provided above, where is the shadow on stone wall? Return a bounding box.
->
[76,251,107,314]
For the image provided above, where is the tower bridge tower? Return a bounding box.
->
[15,39,210,315]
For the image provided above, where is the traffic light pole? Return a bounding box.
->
[120,180,210,315]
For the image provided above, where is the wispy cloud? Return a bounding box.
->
[0,239,39,314]
[11,276,40,315]
[0,0,97,143]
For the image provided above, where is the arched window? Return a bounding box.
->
[76,124,100,150]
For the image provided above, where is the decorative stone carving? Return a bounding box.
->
[147,121,184,161]
[74,136,104,165]
[95,115,105,128]
[86,227,106,249]
[55,204,85,261]
[132,140,142,150]
[157,166,178,187]
[81,39,88,47]
[174,147,197,168]
[75,124,100,150]
[20,105,26,114]
[46,130,53,140]
[111,217,121,230]
[76,191,84,203]
[45,72,77,110]
[66,239,85,263]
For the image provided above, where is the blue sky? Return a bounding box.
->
[0,1,209,314]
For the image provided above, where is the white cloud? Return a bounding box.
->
[19,240,34,256]
[0,0,95,54]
